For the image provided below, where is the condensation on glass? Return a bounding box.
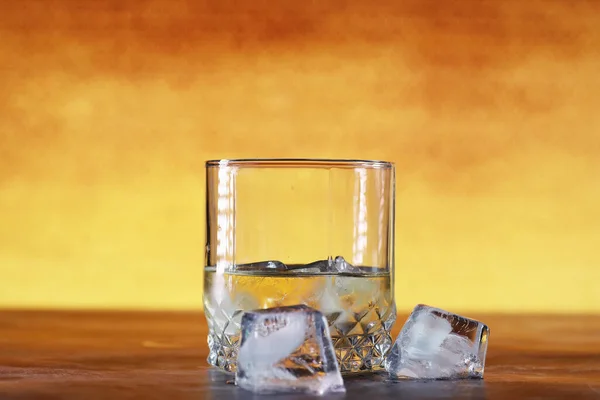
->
[204,159,396,374]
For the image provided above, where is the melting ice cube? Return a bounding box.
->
[385,304,489,380]
[234,260,289,272]
[332,256,361,273]
[303,256,361,273]
[234,256,364,274]
[235,305,345,395]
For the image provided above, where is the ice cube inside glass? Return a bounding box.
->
[385,304,490,380]
[204,159,396,373]
[235,305,345,395]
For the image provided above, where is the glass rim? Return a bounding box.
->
[205,158,394,169]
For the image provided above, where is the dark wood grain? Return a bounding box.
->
[0,311,599,399]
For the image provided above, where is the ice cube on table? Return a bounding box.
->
[235,305,345,395]
[385,304,489,380]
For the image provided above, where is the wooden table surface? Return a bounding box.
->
[0,311,599,399]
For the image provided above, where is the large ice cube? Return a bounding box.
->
[385,304,489,380]
[235,305,345,395]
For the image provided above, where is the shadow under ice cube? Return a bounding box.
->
[235,305,345,395]
[385,304,489,380]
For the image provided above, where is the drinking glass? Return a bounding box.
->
[204,159,396,373]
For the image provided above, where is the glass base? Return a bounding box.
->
[206,327,395,374]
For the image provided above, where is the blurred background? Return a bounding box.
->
[1,0,599,313]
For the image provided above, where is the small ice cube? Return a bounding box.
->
[332,256,361,273]
[234,257,364,274]
[235,260,288,272]
[300,259,334,273]
[385,304,490,380]
[301,256,361,274]
[235,260,334,273]
[235,305,345,395]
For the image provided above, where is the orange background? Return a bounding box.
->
[1,0,599,312]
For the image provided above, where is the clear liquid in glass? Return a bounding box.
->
[203,260,396,374]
